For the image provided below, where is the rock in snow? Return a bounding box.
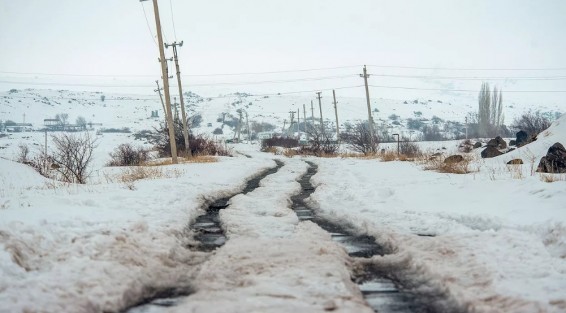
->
[537,142,566,173]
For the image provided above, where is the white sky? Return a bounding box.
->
[1,0,566,107]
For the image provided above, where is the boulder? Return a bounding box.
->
[473,142,482,149]
[444,155,464,163]
[537,143,566,173]
[481,146,504,158]
[486,136,507,149]
[509,140,516,146]
[507,159,523,165]
[516,130,529,147]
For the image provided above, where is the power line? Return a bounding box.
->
[371,74,566,81]
[368,84,566,93]
[0,65,361,78]
[0,75,356,88]
[168,0,177,41]
[140,2,158,47]
[368,65,566,71]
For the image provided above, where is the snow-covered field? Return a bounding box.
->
[1,88,565,312]
[307,115,566,312]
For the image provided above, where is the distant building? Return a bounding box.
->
[257,132,275,140]
[5,123,33,132]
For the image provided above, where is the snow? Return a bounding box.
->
[0,155,275,312]
[1,88,565,312]
[306,114,566,312]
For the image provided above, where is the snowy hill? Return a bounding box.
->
[1,88,562,140]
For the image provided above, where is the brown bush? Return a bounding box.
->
[107,144,151,166]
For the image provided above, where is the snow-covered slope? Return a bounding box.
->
[1,88,562,140]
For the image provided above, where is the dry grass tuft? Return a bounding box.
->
[539,173,566,183]
[184,156,218,163]
[283,149,299,158]
[380,150,398,162]
[143,156,217,166]
[420,154,475,174]
[119,166,165,183]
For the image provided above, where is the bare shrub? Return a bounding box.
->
[300,128,339,157]
[50,133,97,184]
[107,144,151,166]
[152,119,231,157]
[340,123,379,155]
[29,152,54,179]
[512,111,552,136]
[380,150,397,162]
[399,141,422,158]
[17,144,30,164]
[261,137,299,150]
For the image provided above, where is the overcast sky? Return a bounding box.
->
[1,0,565,106]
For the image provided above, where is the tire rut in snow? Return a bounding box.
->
[292,161,431,313]
[190,159,284,251]
[122,160,284,313]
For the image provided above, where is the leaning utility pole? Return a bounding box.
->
[166,41,191,157]
[288,111,295,136]
[141,0,177,163]
[303,103,308,141]
[154,80,167,125]
[236,110,243,142]
[360,65,374,145]
[246,111,251,142]
[332,89,339,141]
[316,92,324,134]
[297,108,300,136]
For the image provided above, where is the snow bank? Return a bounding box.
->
[0,156,274,312]
[308,124,566,313]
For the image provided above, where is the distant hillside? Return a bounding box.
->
[0,88,562,140]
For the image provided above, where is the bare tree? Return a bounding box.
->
[512,111,552,136]
[478,83,503,137]
[340,122,379,155]
[76,116,87,130]
[55,113,69,131]
[50,133,97,184]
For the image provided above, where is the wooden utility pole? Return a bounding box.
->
[303,103,308,141]
[236,110,243,142]
[316,92,323,134]
[360,65,374,146]
[288,111,295,137]
[332,89,339,141]
[154,80,167,125]
[142,0,177,163]
[310,100,314,125]
[246,111,251,142]
[297,108,300,136]
[167,41,191,157]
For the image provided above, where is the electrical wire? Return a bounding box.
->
[0,65,362,78]
[368,85,566,93]
[140,2,158,47]
[367,65,566,71]
[370,74,566,81]
[0,75,356,88]
[169,0,178,41]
